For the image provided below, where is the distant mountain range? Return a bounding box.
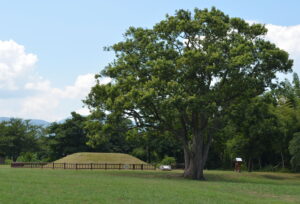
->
[0,117,50,126]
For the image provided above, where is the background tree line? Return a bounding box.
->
[0,74,300,172]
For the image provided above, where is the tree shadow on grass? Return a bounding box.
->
[204,173,249,183]
[260,174,285,180]
[106,170,247,183]
[205,172,300,184]
[106,170,185,181]
[293,174,300,178]
[106,170,238,182]
[104,170,299,185]
[206,172,291,184]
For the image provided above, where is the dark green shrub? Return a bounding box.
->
[289,133,300,172]
[17,152,39,162]
[161,156,176,166]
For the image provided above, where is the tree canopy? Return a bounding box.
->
[0,118,41,161]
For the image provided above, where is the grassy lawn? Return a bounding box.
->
[0,167,299,204]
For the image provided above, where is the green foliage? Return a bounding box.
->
[85,111,133,153]
[46,112,91,161]
[225,96,284,170]
[0,118,41,161]
[225,133,248,159]
[4,158,12,165]
[289,132,300,171]
[131,147,147,160]
[160,156,176,166]
[17,152,39,162]
[127,129,180,163]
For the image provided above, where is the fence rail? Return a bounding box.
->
[11,162,156,170]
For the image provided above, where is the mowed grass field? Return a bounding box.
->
[0,165,299,204]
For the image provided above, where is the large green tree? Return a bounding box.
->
[225,96,284,171]
[85,111,133,153]
[0,118,40,161]
[85,8,292,179]
[46,112,91,160]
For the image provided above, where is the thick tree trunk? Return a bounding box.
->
[184,147,190,171]
[183,134,210,180]
[183,151,206,180]
[180,113,212,180]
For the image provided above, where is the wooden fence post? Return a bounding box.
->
[90,163,93,170]
[133,164,135,170]
[141,164,143,170]
[52,163,54,169]
[64,163,66,169]
[105,163,107,170]
[76,163,78,170]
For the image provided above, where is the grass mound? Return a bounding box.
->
[54,152,147,164]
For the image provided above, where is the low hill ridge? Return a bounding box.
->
[0,117,50,126]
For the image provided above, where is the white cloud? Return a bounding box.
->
[265,24,300,78]
[99,77,112,85]
[247,21,300,78]
[0,40,106,121]
[20,94,60,120]
[0,40,37,90]
[245,22,300,75]
[10,73,110,121]
[265,24,300,58]
[19,73,98,121]
[75,107,91,116]
[25,80,51,91]
[61,73,96,99]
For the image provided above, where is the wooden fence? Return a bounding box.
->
[11,162,156,170]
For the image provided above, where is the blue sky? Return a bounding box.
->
[0,0,299,121]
